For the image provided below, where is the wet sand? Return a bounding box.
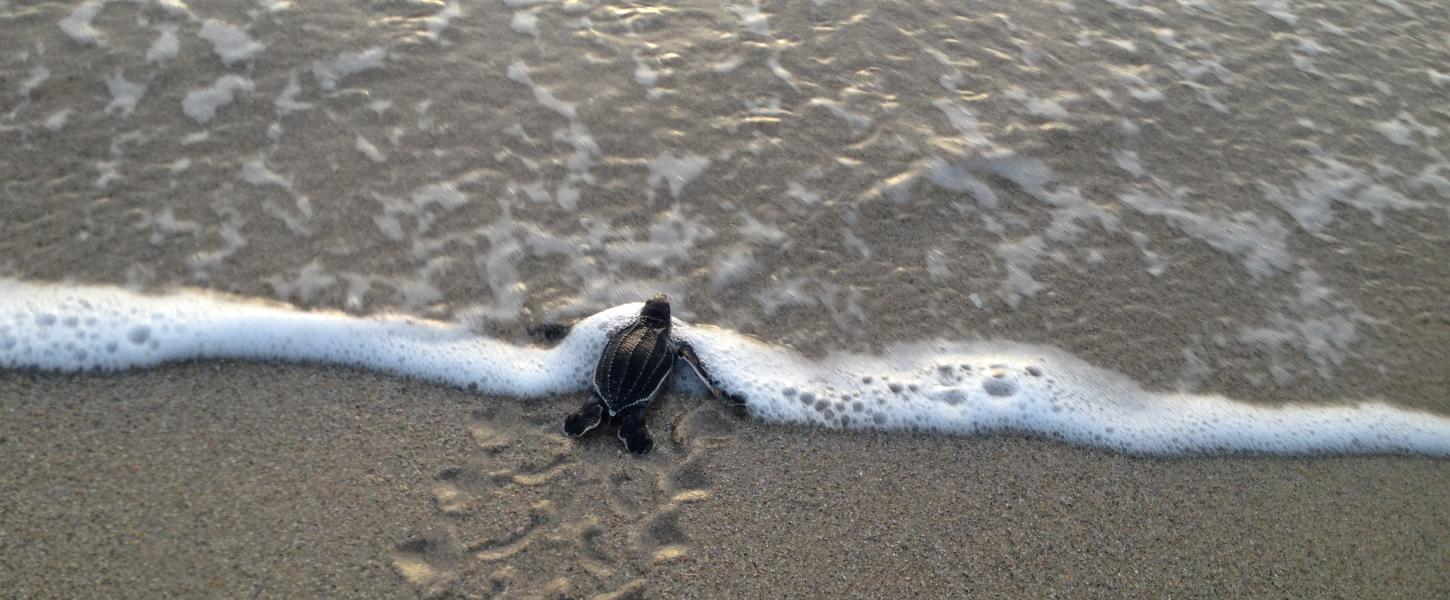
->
[4,364,1448,598]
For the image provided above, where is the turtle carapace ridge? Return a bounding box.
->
[561,293,732,455]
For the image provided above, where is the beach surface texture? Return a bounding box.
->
[2,0,1448,597]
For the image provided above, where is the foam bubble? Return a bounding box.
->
[0,280,614,397]
[356,135,387,163]
[647,151,710,201]
[198,19,264,66]
[510,8,540,37]
[44,109,71,132]
[675,342,1450,457]
[104,72,146,117]
[726,1,771,37]
[633,53,659,87]
[273,75,314,116]
[58,1,106,47]
[1431,69,1450,89]
[3,280,1448,457]
[182,75,255,124]
[507,60,576,119]
[156,0,192,18]
[147,25,180,66]
[312,47,387,92]
[19,65,50,100]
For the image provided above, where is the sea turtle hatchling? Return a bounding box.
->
[562,293,732,455]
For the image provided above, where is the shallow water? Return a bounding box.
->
[4,0,1448,407]
[2,0,1448,596]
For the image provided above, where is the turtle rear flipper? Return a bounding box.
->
[563,395,605,438]
[617,404,654,455]
[678,342,745,406]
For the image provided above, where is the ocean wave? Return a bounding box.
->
[3,279,1447,457]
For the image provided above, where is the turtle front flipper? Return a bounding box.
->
[616,404,654,455]
[678,342,746,406]
[563,394,606,438]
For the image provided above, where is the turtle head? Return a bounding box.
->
[640,293,670,324]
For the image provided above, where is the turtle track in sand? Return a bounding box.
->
[390,396,741,598]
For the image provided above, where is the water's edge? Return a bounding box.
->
[5,279,1446,457]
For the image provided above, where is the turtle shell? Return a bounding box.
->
[593,317,676,414]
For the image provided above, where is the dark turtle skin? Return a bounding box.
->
[563,293,731,455]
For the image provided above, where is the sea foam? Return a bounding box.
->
[2,280,1447,457]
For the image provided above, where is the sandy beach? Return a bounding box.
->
[4,364,1449,598]
[3,0,1449,597]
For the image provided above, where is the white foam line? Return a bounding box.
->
[3,280,1448,457]
[679,327,1450,456]
[0,280,606,397]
